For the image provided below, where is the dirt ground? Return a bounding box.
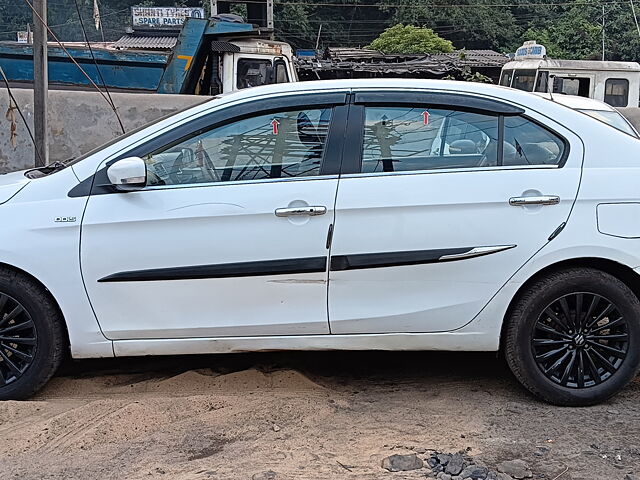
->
[0,351,638,480]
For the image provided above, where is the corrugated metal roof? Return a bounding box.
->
[113,35,177,50]
[296,48,508,80]
[321,48,508,67]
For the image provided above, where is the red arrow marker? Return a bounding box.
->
[271,118,280,135]
[422,110,429,126]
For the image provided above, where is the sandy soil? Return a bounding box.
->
[0,351,638,479]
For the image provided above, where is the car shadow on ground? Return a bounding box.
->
[58,350,515,390]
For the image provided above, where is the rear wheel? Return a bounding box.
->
[505,268,640,406]
[0,269,66,400]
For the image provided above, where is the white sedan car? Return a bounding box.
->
[1,79,639,406]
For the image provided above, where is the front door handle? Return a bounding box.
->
[275,206,327,217]
[509,195,560,206]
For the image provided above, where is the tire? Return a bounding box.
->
[504,268,640,406]
[0,268,66,400]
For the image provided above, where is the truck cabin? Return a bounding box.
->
[500,42,640,107]
[223,39,295,92]
[155,15,298,95]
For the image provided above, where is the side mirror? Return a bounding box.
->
[107,156,147,191]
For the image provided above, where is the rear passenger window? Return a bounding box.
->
[360,106,565,172]
[362,106,499,172]
[503,116,565,166]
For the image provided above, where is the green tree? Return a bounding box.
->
[368,24,454,54]
[523,6,602,59]
[383,0,520,51]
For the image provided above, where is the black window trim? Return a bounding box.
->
[69,92,349,197]
[352,90,526,115]
[340,97,570,175]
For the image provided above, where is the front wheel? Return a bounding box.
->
[0,269,66,400]
[505,268,640,406]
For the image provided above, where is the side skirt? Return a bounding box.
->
[112,331,499,357]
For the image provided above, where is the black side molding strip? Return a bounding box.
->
[98,257,327,282]
[331,245,516,271]
[99,245,516,282]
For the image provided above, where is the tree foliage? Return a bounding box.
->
[368,24,454,53]
[523,6,602,59]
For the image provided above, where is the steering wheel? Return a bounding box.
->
[169,152,188,184]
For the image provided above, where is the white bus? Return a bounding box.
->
[500,41,640,107]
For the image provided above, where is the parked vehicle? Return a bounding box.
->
[0,17,296,95]
[501,41,640,107]
[1,79,640,406]
[534,93,639,137]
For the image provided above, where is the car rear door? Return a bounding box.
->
[80,92,348,340]
[328,89,584,334]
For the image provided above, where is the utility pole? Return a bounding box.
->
[32,0,48,167]
[631,0,640,40]
[266,0,274,29]
[601,4,606,61]
[315,24,323,51]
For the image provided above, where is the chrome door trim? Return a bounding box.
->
[438,245,516,261]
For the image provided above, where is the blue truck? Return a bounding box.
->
[0,17,296,95]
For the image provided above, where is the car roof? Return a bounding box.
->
[208,78,568,112]
[533,92,615,112]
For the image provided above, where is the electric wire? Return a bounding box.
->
[21,0,126,132]
[71,0,125,133]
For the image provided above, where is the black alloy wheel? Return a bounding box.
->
[532,292,628,389]
[0,268,65,401]
[505,268,640,406]
[0,293,38,387]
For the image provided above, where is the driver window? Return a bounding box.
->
[361,106,498,173]
[237,59,272,89]
[144,108,332,187]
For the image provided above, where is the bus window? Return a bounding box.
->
[553,77,591,97]
[512,69,537,91]
[604,78,629,107]
[535,71,549,92]
[500,70,513,87]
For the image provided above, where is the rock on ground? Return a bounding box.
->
[497,459,533,479]
[382,453,424,472]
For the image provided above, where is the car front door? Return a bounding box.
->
[328,90,584,334]
[80,93,347,340]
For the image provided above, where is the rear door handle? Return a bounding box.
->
[509,195,560,206]
[275,206,327,217]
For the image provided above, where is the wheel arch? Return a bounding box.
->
[499,257,640,352]
[0,261,71,351]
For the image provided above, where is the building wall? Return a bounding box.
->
[0,88,209,173]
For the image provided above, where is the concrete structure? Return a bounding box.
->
[0,88,209,173]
